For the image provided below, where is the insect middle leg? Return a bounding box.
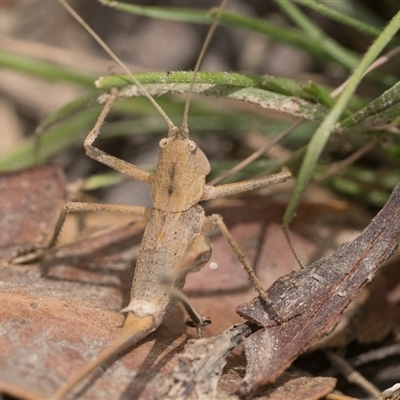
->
[202,169,291,201]
[203,214,283,322]
[200,170,292,321]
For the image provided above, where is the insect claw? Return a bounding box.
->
[186,316,212,339]
[258,295,284,325]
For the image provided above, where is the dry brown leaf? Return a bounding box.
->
[314,256,400,349]
[235,182,400,398]
[0,284,188,400]
[258,375,337,400]
[0,165,66,262]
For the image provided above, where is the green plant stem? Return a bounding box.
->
[296,0,383,38]
[284,9,400,225]
[276,0,358,70]
[0,50,95,86]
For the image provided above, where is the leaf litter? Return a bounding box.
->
[1,166,400,399]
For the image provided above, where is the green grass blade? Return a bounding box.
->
[296,0,384,38]
[217,9,330,61]
[0,108,100,171]
[96,71,330,122]
[38,92,103,132]
[99,0,211,24]
[0,50,95,87]
[339,80,400,134]
[99,1,335,62]
[283,10,400,225]
[276,0,358,70]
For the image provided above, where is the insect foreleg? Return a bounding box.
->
[85,88,153,183]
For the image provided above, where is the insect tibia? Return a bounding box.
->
[202,170,292,201]
[53,314,155,400]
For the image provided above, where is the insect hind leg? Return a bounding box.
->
[12,202,150,264]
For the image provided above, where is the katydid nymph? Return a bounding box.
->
[47,0,292,398]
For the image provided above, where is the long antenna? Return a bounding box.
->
[181,0,229,131]
[57,0,176,132]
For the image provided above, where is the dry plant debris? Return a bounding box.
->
[0,164,66,263]
[1,166,400,399]
[235,181,400,397]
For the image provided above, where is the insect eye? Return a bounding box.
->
[187,141,197,153]
[159,138,169,149]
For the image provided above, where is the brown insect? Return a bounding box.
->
[35,1,293,398]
